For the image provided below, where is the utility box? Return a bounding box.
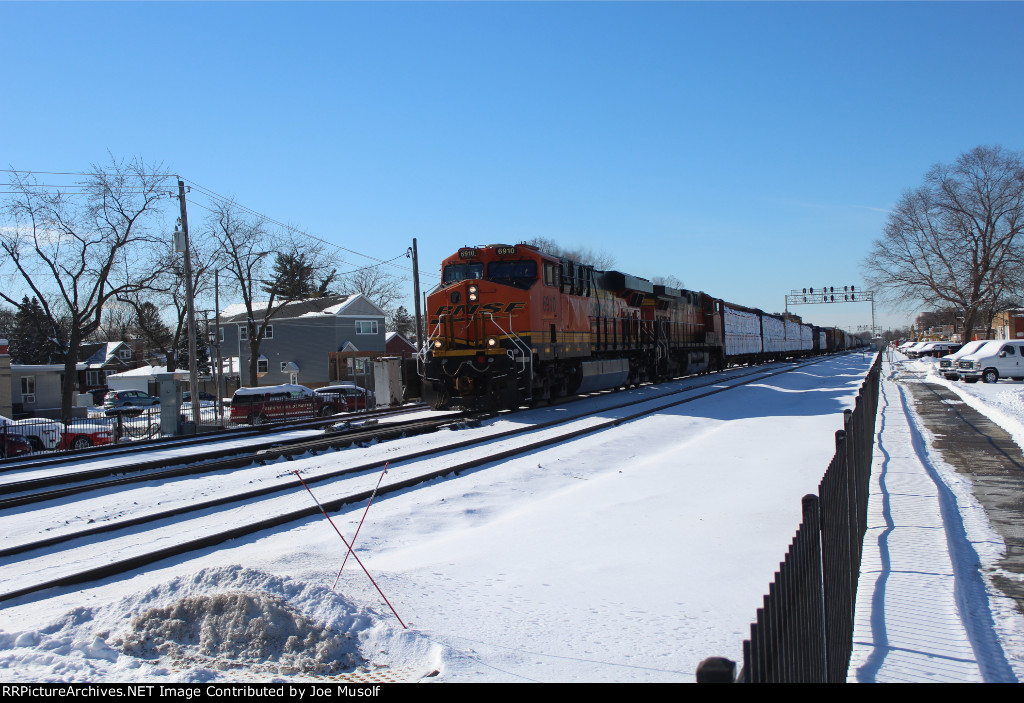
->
[373,357,403,408]
[154,371,188,436]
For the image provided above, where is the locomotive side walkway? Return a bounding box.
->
[848,357,1024,682]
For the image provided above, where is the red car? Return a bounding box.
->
[61,421,115,450]
[314,384,377,412]
[1,432,32,459]
[229,384,334,425]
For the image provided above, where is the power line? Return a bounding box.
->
[182,177,414,274]
[2,168,413,275]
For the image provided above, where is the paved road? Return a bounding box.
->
[906,380,1024,610]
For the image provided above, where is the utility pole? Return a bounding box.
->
[214,269,224,422]
[175,178,202,429]
[411,238,423,349]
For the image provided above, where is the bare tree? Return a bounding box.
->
[119,236,219,370]
[341,263,406,316]
[1,157,171,420]
[863,145,1024,343]
[652,274,685,289]
[525,236,616,270]
[209,202,338,385]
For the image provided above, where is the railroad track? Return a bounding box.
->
[0,356,834,603]
[0,410,472,509]
[0,403,429,473]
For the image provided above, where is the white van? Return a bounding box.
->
[955,340,1024,383]
[939,340,988,380]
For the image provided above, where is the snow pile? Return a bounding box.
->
[115,591,358,675]
[0,566,406,682]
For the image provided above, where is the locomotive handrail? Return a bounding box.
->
[487,312,533,405]
[418,314,449,380]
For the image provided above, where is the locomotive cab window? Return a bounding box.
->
[487,260,537,289]
[443,263,484,284]
[543,262,560,287]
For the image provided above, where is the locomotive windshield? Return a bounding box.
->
[443,263,484,284]
[487,260,537,289]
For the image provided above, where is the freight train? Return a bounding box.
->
[420,243,864,410]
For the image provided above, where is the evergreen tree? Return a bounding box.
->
[132,301,175,364]
[175,335,211,376]
[0,306,14,340]
[387,305,416,341]
[9,297,62,364]
[262,251,337,300]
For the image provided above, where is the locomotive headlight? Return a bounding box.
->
[433,339,443,349]
[486,337,498,347]
[468,285,478,302]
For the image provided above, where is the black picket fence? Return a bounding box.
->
[698,351,882,683]
[0,408,166,456]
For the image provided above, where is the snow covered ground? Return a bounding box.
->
[849,352,1024,683]
[1,351,1022,683]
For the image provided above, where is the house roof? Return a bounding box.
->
[77,341,132,368]
[220,294,386,324]
[385,332,416,351]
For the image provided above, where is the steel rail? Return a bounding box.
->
[0,357,833,603]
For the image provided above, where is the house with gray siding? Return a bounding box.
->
[219,294,387,388]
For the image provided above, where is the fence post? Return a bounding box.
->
[801,493,827,682]
[696,656,737,683]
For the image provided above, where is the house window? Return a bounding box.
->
[219,327,225,343]
[257,357,269,374]
[86,370,103,386]
[21,376,35,404]
[265,325,274,340]
[239,325,248,341]
[356,320,378,335]
[118,348,132,360]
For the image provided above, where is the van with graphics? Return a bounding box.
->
[955,340,1024,383]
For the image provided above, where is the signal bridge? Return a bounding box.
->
[785,285,877,337]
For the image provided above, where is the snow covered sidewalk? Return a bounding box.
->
[848,360,1024,682]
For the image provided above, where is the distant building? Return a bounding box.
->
[385,332,417,357]
[219,294,387,388]
[993,309,1024,340]
[77,341,138,394]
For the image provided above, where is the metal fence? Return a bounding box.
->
[0,408,166,456]
[698,351,882,683]
[2,392,378,457]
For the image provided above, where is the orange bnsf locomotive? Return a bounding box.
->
[421,243,729,409]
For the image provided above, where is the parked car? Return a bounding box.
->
[0,432,31,459]
[900,341,928,357]
[182,391,217,403]
[103,390,161,417]
[88,387,110,405]
[955,340,1024,383]
[314,384,376,412]
[938,340,988,380]
[229,384,333,425]
[0,414,62,452]
[910,341,961,359]
[62,421,115,450]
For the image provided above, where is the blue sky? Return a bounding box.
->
[3,1,1023,333]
